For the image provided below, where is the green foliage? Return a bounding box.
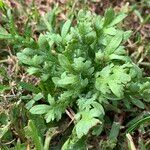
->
[19,82,40,94]
[62,130,87,150]
[95,64,131,98]
[24,120,44,150]
[1,5,149,149]
[0,0,6,11]
[17,9,149,149]
[0,114,10,139]
[126,112,150,133]
[75,108,101,138]
[0,84,10,93]
[0,7,37,51]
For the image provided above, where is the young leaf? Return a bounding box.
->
[30,105,50,114]
[131,98,145,109]
[38,34,49,50]
[58,54,71,70]
[57,75,77,86]
[27,67,39,75]
[109,13,127,27]
[47,94,55,105]
[61,19,71,37]
[96,65,131,98]
[25,93,43,109]
[17,52,31,65]
[103,8,115,27]
[32,55,44,66]
[75,109,101,138]
[105,32,123,55]
[108,80,124,98]
[50,33,62,45]
[104,27,117,35]
[45,103,66,122]
[123,30,132,41]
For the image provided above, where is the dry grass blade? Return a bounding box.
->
[126,133,137,150]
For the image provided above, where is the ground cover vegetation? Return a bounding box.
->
[0,0,150,149]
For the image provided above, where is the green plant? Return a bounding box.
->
[0,0,150,150]
[3,7,150,149]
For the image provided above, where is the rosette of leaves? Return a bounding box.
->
[17,8,150,149]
